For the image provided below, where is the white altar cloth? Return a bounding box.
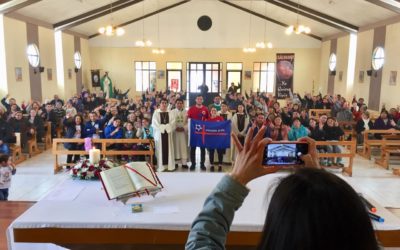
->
[7,173,400,249]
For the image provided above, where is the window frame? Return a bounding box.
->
[372,46,385,71]
[253,62,275,93]
[135,61,157,92]
[26,44,40,67]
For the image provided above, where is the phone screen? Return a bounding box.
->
[262,142,309,166]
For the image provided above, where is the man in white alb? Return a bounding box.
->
[172,99,189,169]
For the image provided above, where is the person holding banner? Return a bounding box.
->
[172,99,189,169]
[188,95,209,171]
[207,107,226,172]
[152,99,176,172]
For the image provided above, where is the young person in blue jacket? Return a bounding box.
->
[186,126,378,250]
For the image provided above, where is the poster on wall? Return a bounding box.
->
[276,53,294,99]
[390,71,397,86]
[171,79,179,91]
[47,68,52,81]
[15,67,22,81]
[91,70,101,87]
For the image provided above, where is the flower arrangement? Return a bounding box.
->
[70,159,118,180]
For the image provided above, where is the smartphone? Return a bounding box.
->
[262,142,309,166]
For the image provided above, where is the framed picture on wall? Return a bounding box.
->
[47,68,52,81]
[244,71,252,80]
[15,67,22,81]
[157,70,165,79]
[68,69,72,79]
[338,71,343,82]
[358,71,364,83]
[390,71,397,86]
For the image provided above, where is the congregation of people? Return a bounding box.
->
[0,83,399,172]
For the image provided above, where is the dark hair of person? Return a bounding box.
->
[258,168,378,250]
[0,154,9,163]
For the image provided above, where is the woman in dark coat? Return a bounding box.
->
[63,114,85,164]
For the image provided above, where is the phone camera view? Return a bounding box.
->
[263,143,309,166]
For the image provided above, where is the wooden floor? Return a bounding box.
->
[0,201,34,250]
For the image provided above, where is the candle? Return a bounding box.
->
[89,147,100,164]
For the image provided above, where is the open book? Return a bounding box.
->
[99,162,163,200]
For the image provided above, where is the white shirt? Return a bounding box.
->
[0,166,13,189]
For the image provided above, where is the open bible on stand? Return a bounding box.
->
[100,162,163,201]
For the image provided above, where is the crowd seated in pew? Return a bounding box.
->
[1,89,400,174]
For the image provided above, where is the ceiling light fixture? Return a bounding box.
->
[243,0,256,53]
[136,0,152,47]
[152,0,165,54]
[285,0,311,35]
[256,1,273,49]
[98,1,125,36]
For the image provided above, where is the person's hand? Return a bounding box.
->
[298,137,321,169]
[230,126,279,186]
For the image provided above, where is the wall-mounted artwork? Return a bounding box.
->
[68,69,72,79]
[47,68,52,81]
[157,70,165,79]
[358,71,364,83]
[15,67,22,81]
[338,71,343,82]
[244,71,252,80]
[390,71,397,86]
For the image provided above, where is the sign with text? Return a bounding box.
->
[276,53,295,99]
[190,120,231,149]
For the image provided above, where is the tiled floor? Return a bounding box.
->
[6,149,400,250]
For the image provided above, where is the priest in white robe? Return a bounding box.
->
[152,99,176,172]
[171,99,189,169]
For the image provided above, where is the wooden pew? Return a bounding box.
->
[315,140,356,177]
[308,109,331,119]
[338,121,357,141]
[52,138,154,174]
[375,139,400,169]
[10,133,25,165]
[360,129,400,159]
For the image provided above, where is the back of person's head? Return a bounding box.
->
[259,168,378,250]
[0,154,9,164]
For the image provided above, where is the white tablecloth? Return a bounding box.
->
[7,173,400,249]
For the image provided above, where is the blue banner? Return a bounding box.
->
[190,120,231,149]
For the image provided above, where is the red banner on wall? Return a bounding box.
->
[276,53,295,99]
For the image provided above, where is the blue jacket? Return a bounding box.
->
[186,175,249,249]
[84,120,103,138]
[104,124,123,139]
[288,125,309,141]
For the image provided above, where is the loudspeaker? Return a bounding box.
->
[330,70,336,76]
[366,70,372,76]
[197,15,212,31]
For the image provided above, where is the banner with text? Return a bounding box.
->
[189,120,231,149]
[276,53,295,99]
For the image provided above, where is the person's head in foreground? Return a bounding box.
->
[187,125,378,250]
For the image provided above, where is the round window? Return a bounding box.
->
[372,47,384,70]
[26,44,40,67]
[74,52,82,69]
[328,53,337,72]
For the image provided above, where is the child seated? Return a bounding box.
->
[0,154,16,201]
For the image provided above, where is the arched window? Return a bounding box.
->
[74,52,82,69]
[372,47,384,70]
[328,53,337,72]
[26,44,40,67]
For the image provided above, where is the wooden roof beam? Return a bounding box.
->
[219,0,322,41]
